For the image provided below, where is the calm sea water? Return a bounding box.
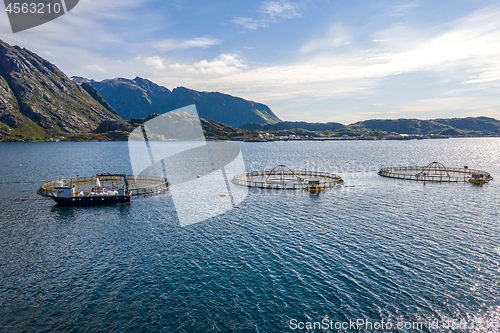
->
[0,139,499,332]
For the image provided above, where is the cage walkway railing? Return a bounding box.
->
[38,175,169,197]
[378,166,492,183]
[232,170,344,189]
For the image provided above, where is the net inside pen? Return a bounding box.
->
[378,162,493,182]
[232,165,344,189]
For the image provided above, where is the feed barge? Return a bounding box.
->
[38,173,169,205]
[52,174,131,206]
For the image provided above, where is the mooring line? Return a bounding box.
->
[140,124,155,165]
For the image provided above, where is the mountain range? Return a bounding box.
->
[243,117,500,136]
[71,76,281,128]
[348,117,500,135]
[89,112,250,142]
[0,39,279,141]
[0,38,499,142]
[0,40,121,140]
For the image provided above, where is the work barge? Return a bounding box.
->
[38,173,169,204]
[378,162,493,183]
[232,165,344,190]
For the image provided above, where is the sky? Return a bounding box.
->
[1,0,500,124]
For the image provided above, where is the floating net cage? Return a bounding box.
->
[38,174,169,197]
[378,162,493,182]
[232,165,344,190]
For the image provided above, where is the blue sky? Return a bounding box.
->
[2,0,500,123]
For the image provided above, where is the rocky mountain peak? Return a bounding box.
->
[0,39,121,140]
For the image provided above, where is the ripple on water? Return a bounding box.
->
[0,139,499,332]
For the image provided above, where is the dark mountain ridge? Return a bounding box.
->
[349,117,500,135]
[1,39,499,141]
[72,76,281,128]
[91,112,251,141]
[0,39,120,140]
[241,116,500,136]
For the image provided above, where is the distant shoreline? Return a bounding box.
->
[2,135,500,143]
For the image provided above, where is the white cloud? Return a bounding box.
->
[69,3,500,122]
[144,56,166,70]
[261,1,301,20]
[85,64,106,73]
[373,9,500,77]
[169,54,247,76]
[4,0,500,123]
[150,5,500,122]
[397,97,498,117]
[0,0,148,76]
[153,37,222,51]
[390,2,418,17]
[231,1,302,30]
[230,17,268,30]
[463,64,500,84]
[41,51,55,58]
[290,6,500,86]
[299,24,351,54]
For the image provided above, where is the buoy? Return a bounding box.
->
[197,175,201,178]
[219,193,226,197]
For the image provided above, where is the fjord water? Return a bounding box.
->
[0,139,499,332]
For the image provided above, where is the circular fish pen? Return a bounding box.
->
[378,162,493,182]
[232,165,344,190]
[38,174,169,197]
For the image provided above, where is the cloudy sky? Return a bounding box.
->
[1,0,500,123]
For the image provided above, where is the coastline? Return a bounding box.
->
[2,134,500,143]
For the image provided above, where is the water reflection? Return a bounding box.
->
[51,203,132,222]
[51,205,78,221]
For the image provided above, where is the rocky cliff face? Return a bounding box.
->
[0,74,21,128]
[0,39,120,140]
[73,76,281,128]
